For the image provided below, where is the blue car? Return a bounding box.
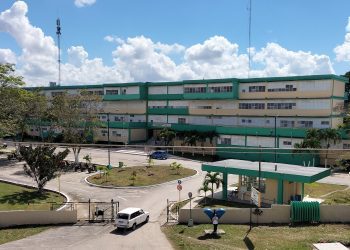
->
[150,150,168,160]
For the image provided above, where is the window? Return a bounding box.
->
[248,86,265,92]
[241,119,252,124]
[343,143,350,149]
[184,87,206,93]
[209,85,232,93]
[222,138,231,145]
[239,103,265,109]
[106,90,118,95]
[267,84,297,92]
[321,121,330,125]
[51,91,64,97]
[94,90,104,95]
[280,120,295,128]
[267,103,296,109]
[283,141,292,146]
[112,131,121,137]
[178,118,186,124]
[197,106,212,109]
[298,121,313,128]
[122,89,127,95]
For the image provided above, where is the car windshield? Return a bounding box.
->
[117,213,129,219]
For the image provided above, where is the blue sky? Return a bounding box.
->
[0,0,349,86]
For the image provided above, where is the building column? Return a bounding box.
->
[222,172,228,200]
[277,179,284,204]
[301,183,304,200]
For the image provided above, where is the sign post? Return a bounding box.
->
[188,192,193,227]
[251,187,261,207]
[177,182,182,202]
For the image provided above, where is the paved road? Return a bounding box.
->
[0,148,215,250]
[0,147,349,249]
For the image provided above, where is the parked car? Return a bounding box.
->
[149,150,168,160]
[115,207,149,230]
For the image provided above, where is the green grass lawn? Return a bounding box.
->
[87,165,196,187]
[323,190,350,204]
[0,182,66,211]
[305,183,347,197]
[162,224,350,250]
[0,225,51,245]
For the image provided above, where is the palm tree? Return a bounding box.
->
[198,182,213,205]
[203,172,223,200]
[294,129,322,166]
[319,128,341,167]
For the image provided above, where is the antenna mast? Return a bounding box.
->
[248,0,252,78]
[56,18,61,86]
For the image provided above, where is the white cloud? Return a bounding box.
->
[0,1,335,86]
[104,35,124,44]
[253,43,334,76]
[74,0,96,8]
[334,17,350,62]
[0,49,17,64]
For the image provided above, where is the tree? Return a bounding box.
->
[19,145,70,193]
[159,128,176,146]
[198,182,213,205]
[319,128,341,167]
[130,170,137,186]
[203,172,223,200]
[48,91,102,163]
[170,161,183,175]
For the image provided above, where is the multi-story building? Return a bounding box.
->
[27,74,349,166]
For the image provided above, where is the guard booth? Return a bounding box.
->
[202,159,331,205]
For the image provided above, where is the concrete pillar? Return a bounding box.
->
[222,172,228,200]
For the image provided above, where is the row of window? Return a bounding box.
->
[267,103,296,109]
[268,85,296,92]
[184,87,206,93]
[105,89,127,95]
[239,103,265,109]
[209,86,232,93]
[249,86,265,92]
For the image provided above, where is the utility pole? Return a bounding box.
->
[56,18,61,86]
[107,113,111,169]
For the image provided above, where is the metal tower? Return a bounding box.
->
[56,18,61,86]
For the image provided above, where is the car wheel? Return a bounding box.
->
[145,216,149,223]
[132,223,136,230]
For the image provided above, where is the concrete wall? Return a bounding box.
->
[0,210,77,228]
[178,204,350,224]
[130,129,147,141]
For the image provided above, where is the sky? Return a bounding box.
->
[0,0,350,87]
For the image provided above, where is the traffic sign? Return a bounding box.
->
[188,192,192,198]
[177,184,182,191]
[178,180,182,184]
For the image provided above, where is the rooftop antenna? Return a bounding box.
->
[248,0,252,78]
[56,18,61,86]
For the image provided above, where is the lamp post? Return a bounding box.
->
[274,116,277,164]
[107,113,111,169]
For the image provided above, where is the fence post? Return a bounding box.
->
[111,199,114,221]
[166,199,169,223]
[88,199,91,222]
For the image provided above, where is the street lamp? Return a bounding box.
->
[107,113,111,169]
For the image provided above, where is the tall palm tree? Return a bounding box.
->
[198,182,213,205]
[203,172,223,200]
[319,128,341,167]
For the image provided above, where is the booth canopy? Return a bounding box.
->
[202,159,331,183]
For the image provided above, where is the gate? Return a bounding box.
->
[52,199,119,222]
[166,199,179,223]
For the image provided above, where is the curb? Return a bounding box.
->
[0,178,71,211]
[84,168,200,189]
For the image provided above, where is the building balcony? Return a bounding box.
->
[147,107,189,115]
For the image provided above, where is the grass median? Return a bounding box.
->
[87,165,196,187]
[0,181,66,211]
[162,224,350,250]
[0,225,51,245]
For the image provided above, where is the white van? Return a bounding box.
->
[115,207,149,230]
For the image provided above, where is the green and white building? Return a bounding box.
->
[27,74,349,165]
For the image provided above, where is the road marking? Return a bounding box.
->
[117,196,127,201]
[115,149,148,156]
